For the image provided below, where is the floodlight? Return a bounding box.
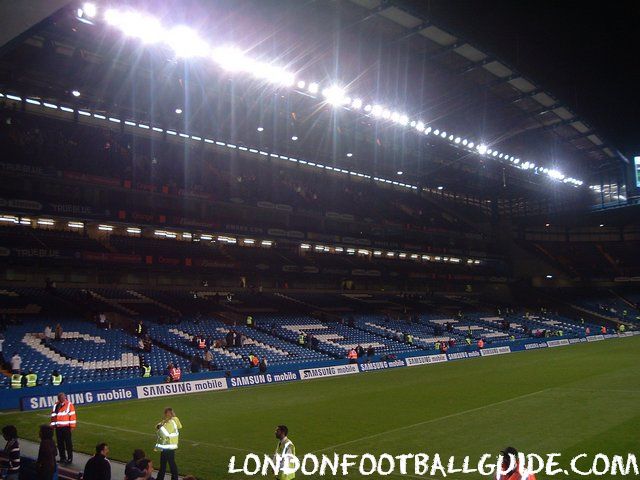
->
[257,127,264,132]
[477,144,487,154]
[175,108,182,114]
[71,90,81,97]
[167,26,209,58]
[351,98,362,109]
[308,82,319,94]
[83,3,97,18]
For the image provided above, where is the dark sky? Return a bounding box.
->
[401,0,640,160]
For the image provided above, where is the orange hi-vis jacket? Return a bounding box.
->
[169,367,182,381]
[51,400,77,429]
[347,349,357,359]
[496,465,536,480]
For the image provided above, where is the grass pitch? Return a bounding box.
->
[3,336,639,479]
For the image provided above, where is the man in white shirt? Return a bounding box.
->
[10,353,21,374]
[44,325,52,340]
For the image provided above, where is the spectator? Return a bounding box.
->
[83,443,111,480]
[36,425,56,480]
[189,356,201,374]
[100,314,110,330]
[142,335,152,353]
[124,449,146,480]
[133,458,154,480]
[10,353,21,374]
[0,425,20,480]
[355,344,364,358]
[54,324,63,341]
[366,345,375,360]
[204,349,213,371]
[43,325,52,340]
[225,330,235,348]
[259,357,268,374]
[0,332,4,366]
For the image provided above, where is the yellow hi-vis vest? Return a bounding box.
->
[155,417,182,451]
[52,374,63,385]
[142,365,151,377]
[11,374,23,389]
[246,316,253,326]
[26,373,38,387]
[275,438,296,480]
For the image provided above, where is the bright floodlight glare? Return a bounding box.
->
[437,186,444,190]
[351,98,363,109]
[167,25,209,58]
[477,144,487,155]
[257,127,264,132]
[104,9,163,43]
[346,153,353,157]
[212,46,251,72]
[397,171,403,175]
[322,85,347,106]
[71,90,81,97]
[175,108,182,114]
[308,82,319,94]
[546,275,553,279]
[83,2,97,18]
[297,80,306,89]
[291,136,298,141]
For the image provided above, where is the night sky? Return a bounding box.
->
[401,0,640,160]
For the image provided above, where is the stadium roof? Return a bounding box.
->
[344,0,623,167]
[0,0,623,196]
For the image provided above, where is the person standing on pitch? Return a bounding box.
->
[50,392,76,464]
[274,425,296,480]
[154,408,182,480]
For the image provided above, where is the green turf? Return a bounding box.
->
[2,337,639,479]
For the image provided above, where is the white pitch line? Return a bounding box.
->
[314,387,552,453]
[80,419,263,454]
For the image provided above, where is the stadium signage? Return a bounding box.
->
[359,360,405,372]
[136,378,228,399]
[480,346,511,357]
[546,339,570,348]
[446,351,480,360]
[298,364,359,380]
[586,335,605,342]
[229,371,298,388]
[405,354,448,366]
[524,342,548,350]
[21,388,136,411]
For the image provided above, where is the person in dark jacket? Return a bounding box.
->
[83,443,111,480]
[125,449,146,480]
[0,425,20,480]
[36,425,56,480]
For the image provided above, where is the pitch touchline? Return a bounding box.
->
[79,419,262,454]
[313,388,552,453]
